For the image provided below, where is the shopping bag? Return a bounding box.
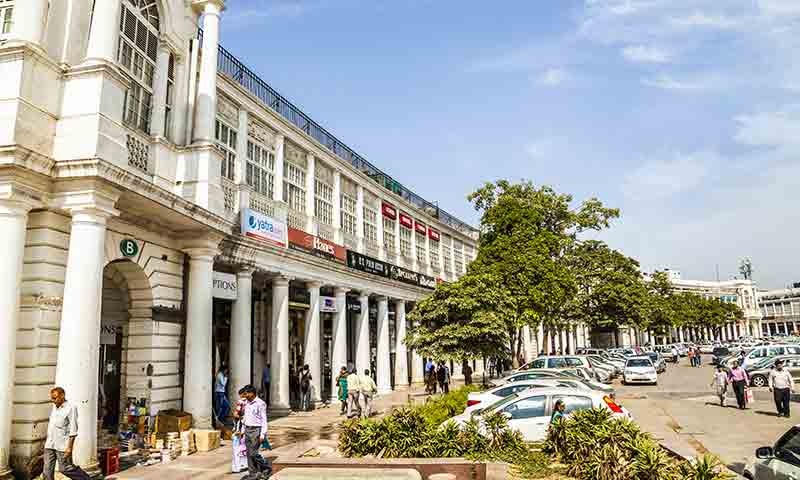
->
[231,435,248,473]
[261,436,272,450]
[745,388,754,405]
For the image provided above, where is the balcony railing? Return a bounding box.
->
[202,29,478,238]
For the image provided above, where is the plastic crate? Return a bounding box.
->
[99,447,120,476]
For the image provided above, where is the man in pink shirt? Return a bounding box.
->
[235,385,271,480]
[728,361,750,409]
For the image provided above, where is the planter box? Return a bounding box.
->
[272,457,508,480]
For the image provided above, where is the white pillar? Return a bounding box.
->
[305,153,316,231]
[304,281,322,403]
[375,197,385,259]
[329,287,348,402]
[522,325,533,362]
[355,293,370,371]
[270,276,291,412]
[273,135,285,202]
[83,0,122,62]
[394,300,409,389]
[151,45,172,138]
[678,328,685,343]
[54,200,118,469]
[192,0,223,142]
[0,197,35,478]
[229,269,253,405]
[376,297,391,394]
[356,185,365,251]
[181,245,217,428]
[9,0,49,45]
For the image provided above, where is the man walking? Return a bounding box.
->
[437,362,450,394]
[346,367,362,418]
[359,369,377,418]
[299,364,312,412]
[235,385,272,480]
[769,359,794,417]
[43,387,90,480]
[261,363,270,405]
[214,365,230,425]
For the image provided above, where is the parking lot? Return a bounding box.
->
[616,356,797,476]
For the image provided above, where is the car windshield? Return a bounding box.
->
[478,392,520,416]
[626,359,652,368]
[647,352,658,361]
[752,356,777,369]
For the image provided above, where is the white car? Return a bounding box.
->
[623,357,658,385]
[745,425,800,479]
[449,388,631,443]
[464,379,615,416]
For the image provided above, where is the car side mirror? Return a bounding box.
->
[756,446,774,459]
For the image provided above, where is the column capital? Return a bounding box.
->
[358,291,372,299]
[375,295,389,303]
[191,0,225,15]
[334,286,350,296]
[236,267,255,279]
[0,182,44,216]
[51,185,121,220]
[306,280,323,290]
[272,275,291,287]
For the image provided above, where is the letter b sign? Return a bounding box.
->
[120,239,139,258]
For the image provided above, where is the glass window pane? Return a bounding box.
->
[504,396,546,419]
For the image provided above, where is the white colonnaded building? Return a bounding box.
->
[0,1,480,477]
[757,285,800,336]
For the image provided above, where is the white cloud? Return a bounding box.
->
[621,45,672,63]
[537,68,568,86]
[641,73,721,92]
[668,12,744,30]
[621,151,716,200]
[735,107,800,150]
[757,0,800,18]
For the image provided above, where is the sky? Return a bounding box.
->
[219,0,800,289]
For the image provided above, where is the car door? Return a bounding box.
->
[755,427,800,480]
[786,359,800,383]
[502,395,549,442]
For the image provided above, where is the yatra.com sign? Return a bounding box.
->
[241,208,287,247]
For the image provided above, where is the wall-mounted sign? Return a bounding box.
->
[213,271,238,300]
[241,208,288,247]
[347,250,390,278]
[381,202,397,220]
[100,320,122,345]
[288,228,346,263]
[399,212,413,229]
[347,298,362,313]
[320,296,337,312]
[120,238,139,257]
[428,228,441,242]
[414,221,427,235]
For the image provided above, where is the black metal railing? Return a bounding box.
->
[200,29,477,235]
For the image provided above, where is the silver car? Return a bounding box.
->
[745,425,800,479]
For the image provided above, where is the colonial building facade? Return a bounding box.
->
[758,287,800,336]
[0,1,479,477]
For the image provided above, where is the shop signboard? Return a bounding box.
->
[241,208,287,247]
[212,271,237,300]
[414,221,427,235]
[100,320,122,345]
[399,212,413,229]
[381,201,397,220]
[320,296,337,312]
[389,265,436,290]
[428,228,441,241]
[288,227,346,263]
[346,250,390,278]
[347,297,362,313]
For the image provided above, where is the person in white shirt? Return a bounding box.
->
[346,368,362,418]
[43,387,90,480]
[359,369,378,418]
[769,359,794,417]
[214,366,230,425]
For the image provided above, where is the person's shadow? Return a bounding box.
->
[755,410,781,417]
[703,402,740,409]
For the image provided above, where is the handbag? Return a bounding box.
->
[231,434,248,473]
[745,388,754,405]
[261,436,272,450]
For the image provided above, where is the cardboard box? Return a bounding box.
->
[154,410,192,433]
[192,429,221,452]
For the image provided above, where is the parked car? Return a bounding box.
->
[587,354,624,374]
[744,425,800,479]
[646,351,667,373]
[712,346,732,366]
[698,343,717,354]
[489,371,564,387]
[622,357,658,385]
[449,388,631,443]
[741,344,800,369]
[576,348,605,355]
[463,378,614,415]
[521,355,613,383]
[746,356,800,388]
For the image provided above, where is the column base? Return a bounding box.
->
[377,387,393,396]
[268,406,292,419]
[0,466,13,480]
[393,384,410,392]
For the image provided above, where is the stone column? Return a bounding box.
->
[270,276,291,412]
[409,224,418,271]
[535,324,544,355]
[355,293,370,371]
[394,300,409,389]
[0,195,37,479]
[54,195,119,469]
[356,185,365,251]
[151,44,172,138]
[329,287,349,403]
[304,281,322,403]
[376,297,391,394]
[273,135,285,202]
[181,244,218,428]
[10,0,49,45]
[521,325,533,362]
[333,171,342,244]
[229,268,253,406]
[375,197,385,259]
[305,153,316,232]
[192,0,223,143]
[84,0,122,62]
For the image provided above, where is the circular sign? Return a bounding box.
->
[120,239,139,258]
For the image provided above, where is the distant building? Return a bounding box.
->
[757,287,800,336]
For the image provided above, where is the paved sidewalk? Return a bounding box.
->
[109,385,435,480]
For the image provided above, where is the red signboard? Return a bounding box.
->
[399,212,413,229]
[414,221,427,235]
[428,228,440,241]
[381,202,397,220]
[287,227,346,263]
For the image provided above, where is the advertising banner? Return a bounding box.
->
[320,296,337,312]
[212,271,238,300]
[428,228,441,241]
[241,208,287,247]
[346,250,391,278]
[399,212,413,229]
[288,227,346,263]
[381,201,397,220]
[414,221,427,235]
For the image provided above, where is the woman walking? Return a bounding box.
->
[711,365,728,407]
[728,360,750,409]
[335,366,348,415]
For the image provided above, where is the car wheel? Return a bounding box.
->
[751,375,767,388]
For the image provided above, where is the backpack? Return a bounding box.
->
[437,367,446,382]
[300,372,310,392]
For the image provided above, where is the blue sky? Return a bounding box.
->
[219,0,800,288]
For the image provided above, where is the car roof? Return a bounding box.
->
[490,379,571,390]
[512,387,605,400]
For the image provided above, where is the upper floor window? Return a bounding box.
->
[399,227,412,258]
[118,0,160,133]
[164,54,175,139]
[340,193,357,235]
[0,1,13,35]
[415,232,427,265]
[246,140,274,197]
[430,239,440,269]
[214,119,237,181]
[383,218,396,252]
[364,207,378,245]
[283,162,306,212]
[315,179,334,226]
